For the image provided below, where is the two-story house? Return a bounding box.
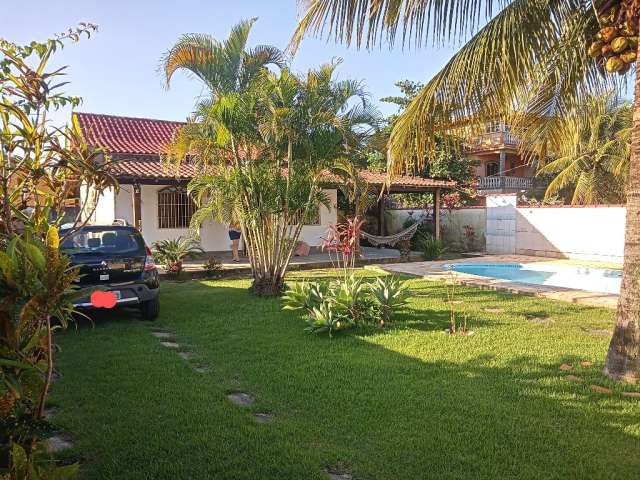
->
[465,121,538,195]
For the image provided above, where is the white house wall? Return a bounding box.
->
[113,184,337,252]
[298,188,338,246]
[82,184,116,225]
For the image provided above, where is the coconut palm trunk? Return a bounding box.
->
[603,48,640,382]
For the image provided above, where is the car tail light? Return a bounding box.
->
[144,246,156,271]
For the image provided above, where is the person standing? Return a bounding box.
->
[228,222,241,262]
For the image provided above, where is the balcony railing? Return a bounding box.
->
[478,176,533,191]
[466,131,518,152]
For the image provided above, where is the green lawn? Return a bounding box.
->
[50,270,640,480]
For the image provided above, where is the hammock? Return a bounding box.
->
[360,222,419,248]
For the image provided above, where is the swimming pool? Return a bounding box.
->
[447,263,621,294]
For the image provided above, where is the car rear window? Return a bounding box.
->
[60,228,145,256]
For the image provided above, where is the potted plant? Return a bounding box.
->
[152,236,204,276]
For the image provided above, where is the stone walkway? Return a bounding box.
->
[159,246,422,279]
[367,255,621,309]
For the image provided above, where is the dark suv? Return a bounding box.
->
[60,225,160,320]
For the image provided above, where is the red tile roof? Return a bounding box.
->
[74,112,455,189]
[74,112,184,155]
[110,160,196,179]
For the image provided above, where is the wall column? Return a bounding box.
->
[377,194,386,236]
[499,151,507,176]
[434,188,441,241]
[132,183,142,232]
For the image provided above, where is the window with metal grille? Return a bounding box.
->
[157,186,196,229]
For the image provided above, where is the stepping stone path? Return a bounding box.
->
[449,300,464,305]
[622,392,640,399]
[484,308,504,314]
[44,407,57,420]
[526,316,553,325]
[178,351,195,360]
[44,434,73,453]
[226,392,255,407]
[590,385,613,395]
[580,361,593,368]
[193,364,211,374]
[581,327,611,337]
[325,468,352,480]
[160,341,180,349]
[151,331,174,339]
[254,413,275,424]
[559,363,573,371]
[565,375,581,382]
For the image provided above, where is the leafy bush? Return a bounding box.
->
[0,229,81,473]
[202,256,223,278]
[370,276,410,328]
[418,234,446,260]
[282,274,410,335]
[281,281,327,314]
[153,236,204,274]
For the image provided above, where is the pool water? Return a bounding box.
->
[448,263,621,294]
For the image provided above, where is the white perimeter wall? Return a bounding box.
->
[515,205,626,262]
[98,184,338,251]
[485,194,625,263]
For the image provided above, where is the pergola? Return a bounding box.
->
[350,171,456,241]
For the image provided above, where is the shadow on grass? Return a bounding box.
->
[52,279,638,480]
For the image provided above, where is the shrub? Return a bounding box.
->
[153,236,204,275]
[282,281,327,314]
[418,234,446,260]
[202,256,223,278]
[370,276,410,328]
[282,274,410,335]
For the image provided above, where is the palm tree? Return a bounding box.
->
[291,0,640,383]
[163,21,378,295]
[535,93,631,204]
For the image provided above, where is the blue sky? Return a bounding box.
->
[6,0,461,124]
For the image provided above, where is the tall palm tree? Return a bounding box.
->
[163,21,378,295]
[535,92,631,204]
[291,0,640,382]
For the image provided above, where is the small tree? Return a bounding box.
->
[162,20,378,295]
[0,26,117,475]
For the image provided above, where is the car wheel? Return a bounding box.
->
[140,297,160,321]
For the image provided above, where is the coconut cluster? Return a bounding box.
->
[588,2,639,75]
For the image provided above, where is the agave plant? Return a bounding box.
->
[330,274,367,322]
[152,236,204,274]
[370,276,409,328]
[281,281,327,314]
[305,301,351,338]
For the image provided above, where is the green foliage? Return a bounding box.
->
[281,281,327,313]
[282,274,410,335]
[418,234,446,261]
[401,213,432,250]
[162,21,379,296]
[0,228,80,474]
[535,92,631,205]
[0,25,117,236]
[152,236,203,272]
[202,256,223,278]
[370,276,410,328]
[6,442,79,480]
[0,28,109,476]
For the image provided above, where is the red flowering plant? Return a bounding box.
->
[320,217,366,276]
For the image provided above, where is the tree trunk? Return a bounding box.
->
[603,53,640,383]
